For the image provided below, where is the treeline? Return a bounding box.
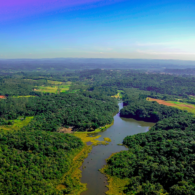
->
[106,130,195,194]
[150,113,195,132]
[104,92,195,194]
[0,130,83,194]
[101,72,195,96]
[2,70,195,97]
[88,86,118,96]
[0,92,118,132]
[0,77,37,96]
[120,99,184,122]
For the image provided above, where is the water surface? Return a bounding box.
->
[81,102,155,195]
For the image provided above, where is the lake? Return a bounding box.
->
[81,102,155,195]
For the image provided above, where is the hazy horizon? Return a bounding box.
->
[1,58,195,62]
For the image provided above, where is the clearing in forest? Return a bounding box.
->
[0,95,6,99]
[34,81,72,93]
[147,97,195,114]
[111,90,123,99]
[12,95,36,98]
[0,117,34,131]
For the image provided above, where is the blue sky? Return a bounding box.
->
[1,0,195,60]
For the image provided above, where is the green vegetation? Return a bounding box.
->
[100,163,130,195]
[120,98,184,122]
[0,93,118,132]
[34,83,71,93]
[104,92,195,195]
[150,113,195,132]
[114,130,195,195]
[167,101,195,115]
[112,90,124,99]
[12,95,36,98]
[99,71,195,96]
[75,122,114,134]
[2,68,195,194]
[104,137,112,142]
[0,117,33,131]
[147,97,195,115]
[0,130,83,194]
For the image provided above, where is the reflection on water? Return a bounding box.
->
[81,102,155,195]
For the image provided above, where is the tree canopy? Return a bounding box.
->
[0,130,83,194]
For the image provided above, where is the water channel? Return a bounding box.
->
[81,102,155,195]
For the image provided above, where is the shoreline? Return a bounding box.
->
[73,121,114,134]
[58,129,113,194]
[100,153,130,195]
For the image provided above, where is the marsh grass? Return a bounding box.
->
[57,131,109,194]
[100,153,130,195]
[112,90,123,99]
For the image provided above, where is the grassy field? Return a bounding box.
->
[147,97,195,115]
[34,82,72,93]
[0,116,34,131]
[167,101,195,115]
[12,95,36,98]
[47,80,63,85]
[112,90,123,99]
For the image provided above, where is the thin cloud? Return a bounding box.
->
[135,42,182,46]
[137,49,195,55]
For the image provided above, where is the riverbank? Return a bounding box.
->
[74,122,114,134]
[57,131,113,194]
[100,153,130,195]
[80,102,154,195]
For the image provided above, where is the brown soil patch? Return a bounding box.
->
[0,95,6,99]
[147,98,195,109]
[147,98,175,107]
[58,127,73,134]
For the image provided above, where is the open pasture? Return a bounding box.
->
[34,81,72,93]
[147,97,195,114]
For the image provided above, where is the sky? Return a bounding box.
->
[0,0,195,60]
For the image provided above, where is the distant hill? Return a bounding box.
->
[0,58,195,73]
[164,68,195,75]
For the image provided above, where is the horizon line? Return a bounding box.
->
[0,58,195,62]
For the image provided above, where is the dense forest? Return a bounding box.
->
[120,99,185,122]
[0,70,121,194]
[0,130,83,194]
[1,67,195,194]
[1,69,195,97]
[150,113,195,132]
[100,72,195,96]
[104,91,195,195]
[106,130,195,194]
[0,92,118,132]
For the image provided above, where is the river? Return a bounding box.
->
[80,102,155,195]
